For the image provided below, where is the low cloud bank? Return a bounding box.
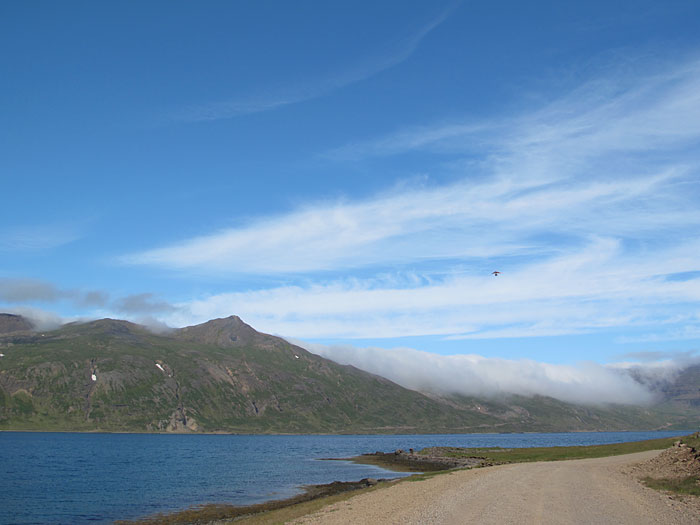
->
[113,293,178,315]
[0,277,179,333]
[4,306,71,331]
[0,278,108,307]
[291,341,695,406]
[1,306,174,335]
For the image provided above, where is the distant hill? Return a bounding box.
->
[0,314,698,433]
[0,313,33,334]
[660,364,700,409]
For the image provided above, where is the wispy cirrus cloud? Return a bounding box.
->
[139,55,700,342]
[123,168,694,275]
[0,224,81,252]
[169,4,457,122]
[160,236,700,340]
[615,325,700,344]
[130,56,700,275]
[325,53,700,190]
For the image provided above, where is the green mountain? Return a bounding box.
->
[0,315,495,433]
[0,314,697,433]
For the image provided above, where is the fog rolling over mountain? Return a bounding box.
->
[295,341,689,406]
[0,313,698,433]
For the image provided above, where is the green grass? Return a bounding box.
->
[642,476,700,496]
[419,434,683,464]
[404,471,448,482]
[427,434,700,499]
[681,433,700,450]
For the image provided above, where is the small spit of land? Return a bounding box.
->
[120,433,700,524]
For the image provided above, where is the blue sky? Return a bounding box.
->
[2,1,700,373]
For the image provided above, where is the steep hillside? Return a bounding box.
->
[661,364,700,409]
[0,315,497,433]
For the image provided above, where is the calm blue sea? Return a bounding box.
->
[0,430,689,524]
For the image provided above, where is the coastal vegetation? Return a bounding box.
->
[352,434,689,473]
[414,435,683,464]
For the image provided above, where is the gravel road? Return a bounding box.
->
[290,450,699,524]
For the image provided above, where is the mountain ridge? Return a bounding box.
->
[0,313,34,334]
[1,314,698,433]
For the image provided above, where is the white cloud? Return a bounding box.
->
[128,58,700,276]
[143,55,700,342]
[324,122,491,160]
[168,5,455,122]
[160,236,700,340]
[123,168,696,275]
[290,340,660,406]
[327,57,700,161]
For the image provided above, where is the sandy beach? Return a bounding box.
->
[288,450,700,525]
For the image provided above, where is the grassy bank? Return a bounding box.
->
[416,434,684,464]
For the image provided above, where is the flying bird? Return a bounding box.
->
[492,271,501,276]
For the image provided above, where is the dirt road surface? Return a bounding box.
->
[290,450,699,524]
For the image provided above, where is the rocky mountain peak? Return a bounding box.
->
[176,315,266,347]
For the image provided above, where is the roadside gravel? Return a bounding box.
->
[289,450,700,524]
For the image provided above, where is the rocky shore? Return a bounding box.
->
[115,477,394,524]
[118,449,474,523]
[349,447,487,471]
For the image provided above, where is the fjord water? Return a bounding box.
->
[0,431,687,524]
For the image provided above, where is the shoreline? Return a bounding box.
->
[113,432,691,523]
[1,427,693,435]
[115,475,405,524]
[347,449,488,472]
[117,452,452,524]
